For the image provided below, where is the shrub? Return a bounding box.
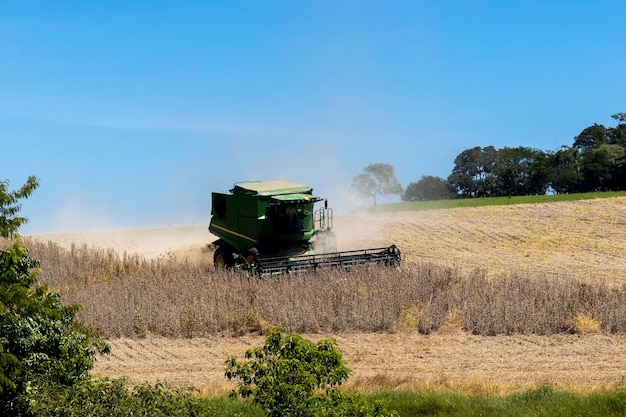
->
[225,328,398,417]
[29,377,263,417]
[0,240,110,416]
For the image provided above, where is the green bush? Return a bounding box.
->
[0,243,110,415]
[29,377,265,417]
[225,327,398,417]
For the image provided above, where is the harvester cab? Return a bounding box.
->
[209,180,400,274]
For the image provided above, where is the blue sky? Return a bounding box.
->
[2,1,625,234]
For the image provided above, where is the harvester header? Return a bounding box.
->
[209,180,400,274]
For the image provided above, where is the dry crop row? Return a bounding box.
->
[26,239,626,339]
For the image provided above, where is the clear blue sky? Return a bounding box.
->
[2,1,625,234]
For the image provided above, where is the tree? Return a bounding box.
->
[402,176,455,201]
[607,115,626,187]
[350,163,402,206]
[573,124,609,153]
[225,328,396,417]
[492,147,550,196]
[0,176,39,238]
[611,112,626,124]
[547,146,584,194]
[569,120,626,192]
[0,176,109,415]
[580,144,624,192]
[447,146,498,198]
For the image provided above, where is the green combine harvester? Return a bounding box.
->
[209,180,400,275]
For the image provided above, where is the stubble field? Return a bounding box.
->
[28,197,626,395]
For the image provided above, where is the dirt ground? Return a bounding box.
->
[32,197,626,393]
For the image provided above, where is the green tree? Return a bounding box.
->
[570,120,626,192]
[226,328,397,417]
[573,123,609,153]
[612,112,626,124]
[492,147,550,196]
[447,146,498,198]
[547,146,584,194]
[350,163,402,206]
[610,113,626,147]
[607,115,626,187]
[580,144,624,191]
[0,176,109,415]
[402,176,455,201]
[0,176,39,239]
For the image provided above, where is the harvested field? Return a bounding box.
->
[333,197,626,282]
[27,197,626,393]
[95,332,626,395]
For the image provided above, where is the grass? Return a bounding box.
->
[106,388,626,417]
[364,191,626,213]
[373,387,626,417]
[30,376,626,417]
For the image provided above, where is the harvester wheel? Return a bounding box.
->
[214,247,234,269]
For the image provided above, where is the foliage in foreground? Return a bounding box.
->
[25,379,626,417]
[226,328,398,417]
[0,176,40,239]
[28,377,264,417]
[1,176,109,415]
[0,241,109,415]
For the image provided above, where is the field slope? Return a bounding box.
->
[335,196,626,282]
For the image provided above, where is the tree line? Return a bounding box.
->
[352,113,626,203]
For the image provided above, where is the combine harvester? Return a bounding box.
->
[209,180,400,275]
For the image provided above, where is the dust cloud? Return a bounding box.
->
[28,211,398,261]
[30,225,217,260]
[331,211,396,252]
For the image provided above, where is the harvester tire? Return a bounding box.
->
[214,247,234,269]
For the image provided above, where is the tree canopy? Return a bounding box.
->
[351,163,402,206]
[402,176,455,201]
[447,146,498,198]
[0,176,39,238]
